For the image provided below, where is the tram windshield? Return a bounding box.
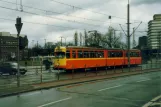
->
[55,52,65,58]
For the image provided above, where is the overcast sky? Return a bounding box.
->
[0,0,161,47]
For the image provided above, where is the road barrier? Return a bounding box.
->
[40,61,43,83]
[113,62,115,73]
[84,64,87,76]
[95,64,98,76]
[72,65,74,79]
[57,65,60,80]
[105,64,108,75]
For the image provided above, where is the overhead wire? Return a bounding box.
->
[0,16,147,34]
[0,0,122,24]
[0,5,107,28]
[50,0,142,22]
[0,1,148,34]
[0,17,84,30]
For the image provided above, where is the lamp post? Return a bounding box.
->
[44,39,46,49]
[60,36,67,46]
[127,0,131,70]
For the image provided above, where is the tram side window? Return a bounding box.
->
[90,51,94,58]
[86,51,90,58]
[131,52,139,57]
[98,51,104,58]
[126,52,139,57]
[117,51,123,57]
[72,51,76,58]
[130,52,133,57]
[136,52,139,57]
[66,50,70,59]
[126,52,131,57]
[108,51,115,57]
[84,51,89,58]
[108,51,123,57]
[78,51,83,58]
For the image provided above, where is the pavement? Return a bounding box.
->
[0,69,161,107]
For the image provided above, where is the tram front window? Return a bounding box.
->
[55,52,65,58]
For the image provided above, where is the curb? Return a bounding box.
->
[0,68,160,98]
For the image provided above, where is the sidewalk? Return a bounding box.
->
[0,68,160,97]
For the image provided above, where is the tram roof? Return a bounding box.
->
[66,46,140,51]
[66,46,118,50]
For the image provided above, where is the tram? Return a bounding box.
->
[53,46,141,71]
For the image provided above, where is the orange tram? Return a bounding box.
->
[53,46,142,71]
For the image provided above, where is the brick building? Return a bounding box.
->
[0,32,28,61]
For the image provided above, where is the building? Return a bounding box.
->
[0,32,28,61]
[148,14,161,49]
[138,36,147,49]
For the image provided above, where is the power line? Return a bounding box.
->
[50,0,142,22]
[0,0,142,24]
[0,5,147,34]
[0,5,107,28]
[1,17,128,32]
[0,16,147,34]
[0,17,80,30]
[0,0,118,24]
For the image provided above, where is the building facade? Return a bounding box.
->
[148,14,161,49]
[0,32,28,61]
[138,36,147,49]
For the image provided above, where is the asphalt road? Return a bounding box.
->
[0,70,161,107]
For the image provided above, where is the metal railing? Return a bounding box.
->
[0,60,161,95]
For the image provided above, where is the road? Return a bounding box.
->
[0,70,161,107]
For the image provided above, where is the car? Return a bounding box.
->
[0,62,27,75]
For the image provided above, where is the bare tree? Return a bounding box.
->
[74,31,78,46]
[87,31,102,47]
[84,30,88,46]
[100,28,123,48]
[80,32,82,46]
[67,42,74,46]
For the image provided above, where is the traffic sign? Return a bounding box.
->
[15,17,23,34]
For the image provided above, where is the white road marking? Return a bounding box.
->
[142,95,161,107]
[98,85,123,92]
[136,79,151,83]
[37,97,72,107]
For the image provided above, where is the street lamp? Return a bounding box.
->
[32,40,34,48]
[44,39,46,49]
[60,36,67,46]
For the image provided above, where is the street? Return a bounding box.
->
[0,70,161,107]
